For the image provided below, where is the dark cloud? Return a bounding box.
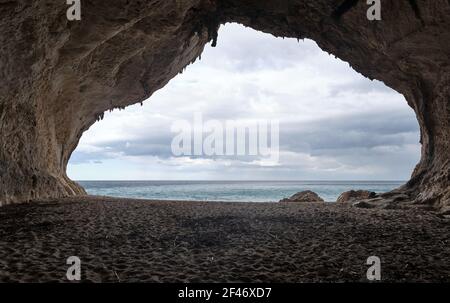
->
[280,109,419,153]
[71,108,419,167]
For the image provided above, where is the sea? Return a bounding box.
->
[77,180,404,202]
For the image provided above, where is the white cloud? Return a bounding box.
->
[68,23,420,181]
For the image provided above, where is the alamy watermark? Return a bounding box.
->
[64,255,382,281]
[170,113,279,163]
[367,0,382,21]
[66,256,81,281]
[67,0,81,21]
[366,256,381,281]
[66,0,381,22]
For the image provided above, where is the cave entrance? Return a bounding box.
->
[66,23,420,202]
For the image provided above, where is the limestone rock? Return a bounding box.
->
[280,191,324,203]
[337,190,377,203]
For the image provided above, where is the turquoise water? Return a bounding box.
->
[77,180,404,202]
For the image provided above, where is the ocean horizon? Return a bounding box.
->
[77,180,405,202]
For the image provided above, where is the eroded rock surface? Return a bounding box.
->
[352,201,376,209]
[337,190,377,203]
[1,0,449,208]
[280,190,325,203]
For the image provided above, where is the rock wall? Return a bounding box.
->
[1,0,449,209]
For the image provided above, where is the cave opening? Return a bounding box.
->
[2,1,448,208]
[67,23,420,202]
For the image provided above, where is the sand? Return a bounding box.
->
[0,196,449,283]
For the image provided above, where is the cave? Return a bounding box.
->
[0,0,449,211]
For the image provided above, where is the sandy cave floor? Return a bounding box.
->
[0,196,449,283]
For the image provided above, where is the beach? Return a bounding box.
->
[0,196,449,283]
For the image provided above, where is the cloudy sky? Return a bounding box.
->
[67,23,420,181]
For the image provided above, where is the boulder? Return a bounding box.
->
[336,190,377,203]
[279,190,325,203]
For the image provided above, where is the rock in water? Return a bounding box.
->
[337,190,377,203]
[279,191,325,203]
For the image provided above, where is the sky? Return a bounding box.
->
[67,23,421,181]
